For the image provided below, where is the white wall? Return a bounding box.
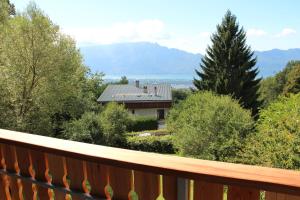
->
[129,108,169,119]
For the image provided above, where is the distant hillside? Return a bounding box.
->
[80,42,201,75]
[80,42,300,78]
[255,49,300,76]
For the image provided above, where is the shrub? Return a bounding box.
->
[126,135,175,154]
[240,94,300,169]
[127,116,158,132]
[100,102,130,147]
[63,112,103,144]
[167,91,254,162]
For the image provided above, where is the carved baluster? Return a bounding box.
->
[29,150,50,199]
[104,169,113,200]
[65,157,88,200]
[128,170,138,200]
[107,166,131,199]
[1,144,23,200]
[15,147,34,199]
[0,144,11,200]
[135,171,159,200]
[188,180,194,200]
[156,175,165,200]
[0,144,6,197]
[47,154,69,200]
[86,162,107,198]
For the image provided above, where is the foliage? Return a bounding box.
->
[240,94,300,169]
[127,116,158,132]
[100,102,130,147]
[258,76,280,108]
[172,88,192,104]
[0,3,105,137]
[0,0,15,23]
[193,11,261,114]
[259,61,300,107]
[118,76,129,84]
[126,135,175,154]
[282,62,300,95]
[167,91,254,162]
[63,112,103,144]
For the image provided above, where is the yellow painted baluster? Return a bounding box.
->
[156,175,165,200]
[189,180,194,200]
[128,170,138,200]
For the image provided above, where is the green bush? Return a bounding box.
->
[126,135,175,154]
[167,91,254,162]
[240,94,300,169]
[127,116,158,132]
[63,112,103,144]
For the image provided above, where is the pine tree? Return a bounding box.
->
[194,10,261,114]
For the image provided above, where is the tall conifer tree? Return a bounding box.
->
[194,10,261,114]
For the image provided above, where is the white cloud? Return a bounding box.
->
[62,19,210,54]
[275,28,297,38]
[247,28,267,37]
[63,19,170,45]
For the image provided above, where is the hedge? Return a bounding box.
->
[127,116,158,132]
[126,135,175,154]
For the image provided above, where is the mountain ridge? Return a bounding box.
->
[80,42,300,78]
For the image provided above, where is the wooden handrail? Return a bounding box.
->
[0,128,300,199]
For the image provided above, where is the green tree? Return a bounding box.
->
[258,61,300,107]
[240,94,300,169]
[194,11,261,114]
[0,0,15,23]
[118,76,129,84]
[172,88,192,104]
[0,3,88,135]
[282,62,300,95]
[167,91,254,162]
[258,76,279,108]
[100,102,130,147]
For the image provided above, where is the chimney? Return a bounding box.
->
[143,86,147,93]
[135,80,140,88]
[154,86,158,96]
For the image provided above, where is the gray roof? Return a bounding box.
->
[97,84,172,102]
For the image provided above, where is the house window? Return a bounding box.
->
[131,109,135,114]
[157,109,165,120]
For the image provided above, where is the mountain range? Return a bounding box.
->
[80,42,300,78]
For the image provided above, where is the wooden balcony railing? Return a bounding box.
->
[0,129,300,200]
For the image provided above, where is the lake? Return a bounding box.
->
[104,74,195,89]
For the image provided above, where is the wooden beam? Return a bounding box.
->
[0,129,300,196]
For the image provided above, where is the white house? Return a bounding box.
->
[97,81,172,120]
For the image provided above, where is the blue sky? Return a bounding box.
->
[12,0,300,53]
